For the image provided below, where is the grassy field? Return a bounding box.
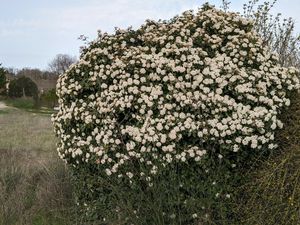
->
[0,104,74,225]
[0,108,56,153]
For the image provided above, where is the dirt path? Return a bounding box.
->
[0,101,8,109]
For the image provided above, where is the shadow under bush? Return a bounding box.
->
[72,154,253,225]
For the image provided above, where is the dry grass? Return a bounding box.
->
[0,149,74,225]
[234,93,300,225]
[0,108,75,225]
[0,108,56,153]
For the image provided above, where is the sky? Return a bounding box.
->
[0,0,299,70]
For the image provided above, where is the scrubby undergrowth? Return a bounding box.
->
[234,92,300,225]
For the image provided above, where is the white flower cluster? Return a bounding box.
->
[52,6,299,180]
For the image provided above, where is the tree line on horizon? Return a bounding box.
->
[0,54,77,108]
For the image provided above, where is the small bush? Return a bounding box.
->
[52,4,299,224]
[8,76,38,100]
[40,88,58,108]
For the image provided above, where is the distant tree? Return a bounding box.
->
[0,64,7,95]
[243,0,300,67]
[5,67,17,75]
[17,68,44,81]
[0,64,6,89]
[42,71,58,80]
[221,0,300,68]
[48,54,77,75]
[14,68,58,81]
[8,76,38,99]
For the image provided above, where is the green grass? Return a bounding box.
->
[0,110,9,114]
[4,98,36,109]
[4,98,55,114]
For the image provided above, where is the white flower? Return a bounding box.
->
[126,172,134,179]
[169,130,177,140]
[140,68,146,74]
[156,123,163,131]
[270,123,277,130]
[105,169,112,176]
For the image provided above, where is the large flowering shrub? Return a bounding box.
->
[52,4,299,223]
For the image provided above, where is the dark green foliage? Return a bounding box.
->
[72,160,237,225]
[8,76,38,99]
[0,64,7,95]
